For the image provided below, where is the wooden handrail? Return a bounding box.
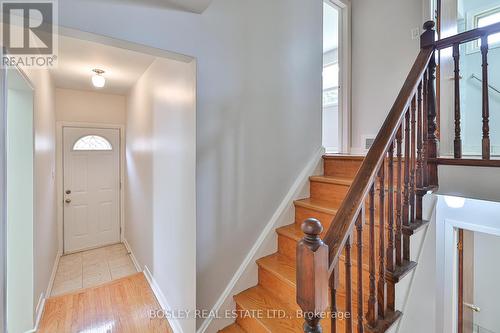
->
[323,47,434,271]
[435,21,500,49]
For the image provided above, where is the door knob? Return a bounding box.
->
[65,198,72,204]
[66,190,71,194]
[464,303,480,312]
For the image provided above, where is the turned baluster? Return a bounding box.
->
[345,235,353,333]
[355,210,364,333]
[330,264,339,333]
[377,163,387,318]
[453,43,462,158]
[387,143,396,312]
[481,35,490,160]
[366,184,378,328]
[395,125,403,267]
[297,218,329,333]
[410,96,417,224]
[422,70,429,188]
[416,81,424,221]
[403,109,411,262]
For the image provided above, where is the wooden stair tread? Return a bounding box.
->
[277,223,308,241]
[234,286,304,332]
[294,197,339,215]
[257,253,295,287]
[310,175,353,186]
[323,154,365,161]
[219,323,246,333]
[402,219,429,235]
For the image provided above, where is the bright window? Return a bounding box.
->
[323,63,339,107]
[73,135,112,151]
[476,8,500,46]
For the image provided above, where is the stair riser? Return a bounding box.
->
[323,158,362,178]
[310,181,349,206]
[278,233,297,261]
[294,205,334,229]
[235,304,269,333]
[259,261,369,320]
[258,267,296,307]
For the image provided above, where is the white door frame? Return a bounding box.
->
[56,122,125,254]
[436,195,500,333]
[325,0,352,153]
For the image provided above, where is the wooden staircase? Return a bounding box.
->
[221,20,500,333]
[220,155,426,333]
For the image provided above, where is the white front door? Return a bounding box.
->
[63,127,120,253]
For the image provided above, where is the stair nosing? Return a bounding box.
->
[309,175,353,186]
[256,253,296,288]
[293,198,339,215]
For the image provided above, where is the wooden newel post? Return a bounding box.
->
[420,20,438,187]
[296,218,329,333]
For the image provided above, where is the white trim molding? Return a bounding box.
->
[31,250,61,333]
[123,239,141,272]
[143,266,184,333]
[199,147,325,333]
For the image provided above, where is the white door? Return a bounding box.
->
[63,127,120,253]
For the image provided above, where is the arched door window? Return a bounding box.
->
[73,135,112,151]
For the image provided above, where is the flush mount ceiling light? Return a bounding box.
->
[91,69,106,88]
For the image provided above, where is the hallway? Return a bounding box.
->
[39,273,172,332]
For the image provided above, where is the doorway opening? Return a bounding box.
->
[323,0,350,153]
[457,229,500,333]
[6,68,34,333]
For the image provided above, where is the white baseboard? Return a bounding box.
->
[198,147,325,333]
[123,238,141,272]
[30,250,62,333]
[143,266,184,333]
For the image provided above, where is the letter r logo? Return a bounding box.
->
[2,2,53,55]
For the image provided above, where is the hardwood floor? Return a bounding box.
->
[38,272,173,333]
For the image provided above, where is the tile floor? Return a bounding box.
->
[51,243,138,296]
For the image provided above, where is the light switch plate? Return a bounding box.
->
[412,28,420,40]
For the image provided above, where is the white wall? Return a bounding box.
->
[393,194,438,333]
[22,68,58,317]
[126,57,196,333]
[6,79,34,333]
[350,0,423,152]
[58,0,323,321]
[55,88,126,124]
[438,165,500,202]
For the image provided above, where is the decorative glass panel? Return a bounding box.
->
[73,135,112,151]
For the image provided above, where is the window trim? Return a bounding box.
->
[466,5,500,53]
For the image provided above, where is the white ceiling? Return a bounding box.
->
[99,0,213,14]
[323,2,339,53]
[50,35,156,95]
